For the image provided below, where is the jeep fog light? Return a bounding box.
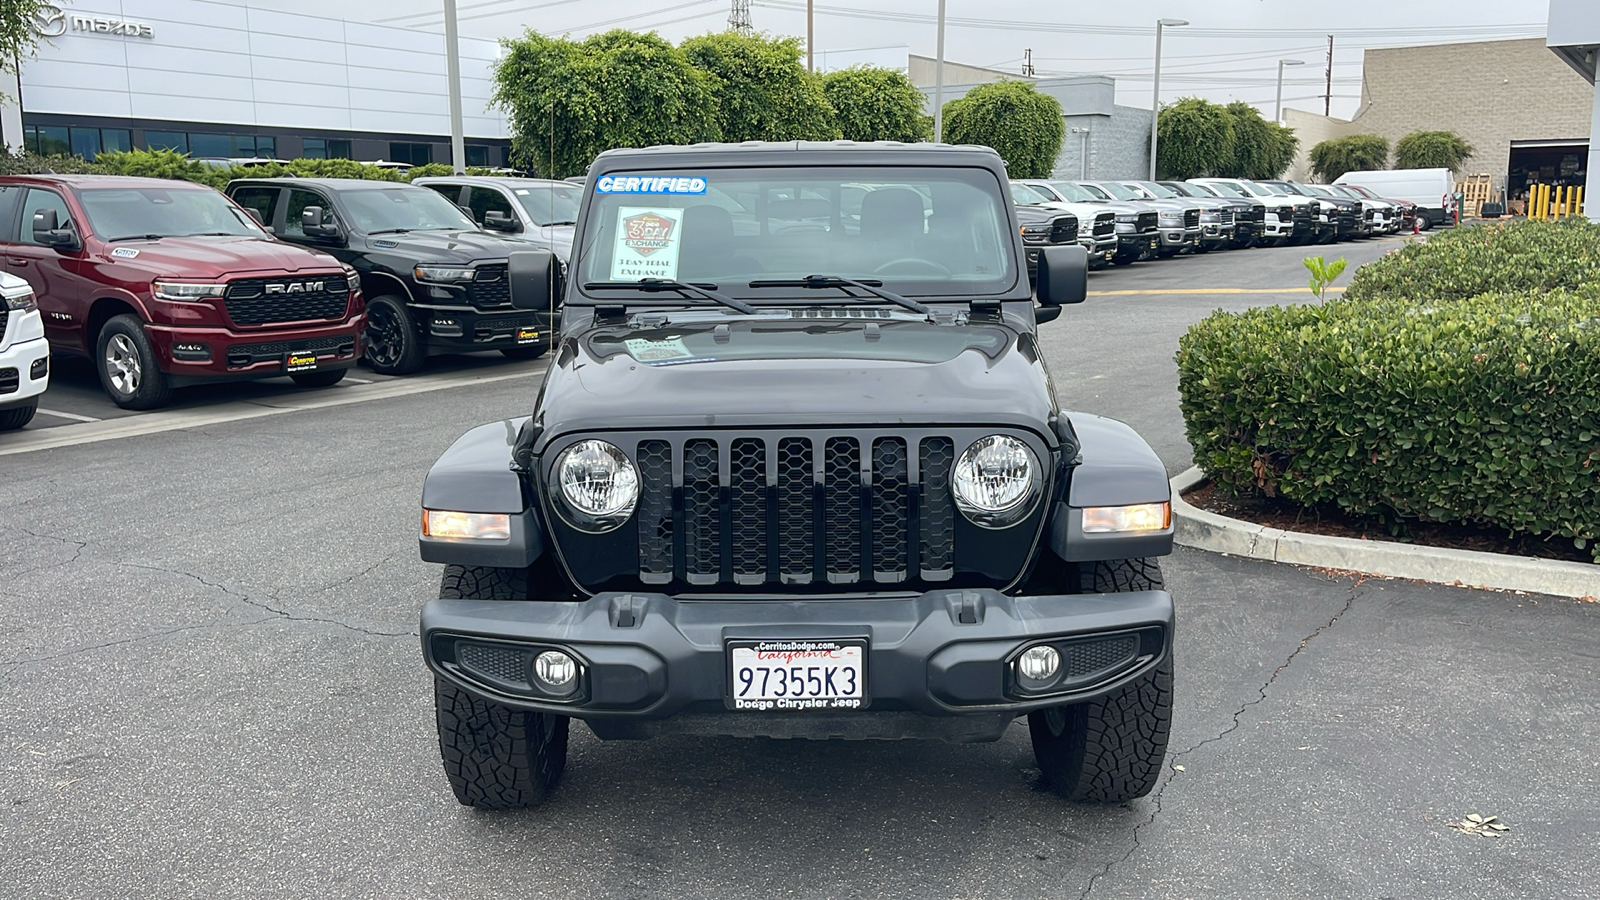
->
[1081,502,1171,534]
[951,435,1041,528]
[1019,645,1060,681]
[533,650,578,695]
[423,509,511,540]
[553,440,639,532]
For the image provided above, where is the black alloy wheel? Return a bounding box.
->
[362,295,426,376]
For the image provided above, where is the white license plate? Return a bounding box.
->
[728,640,866,711]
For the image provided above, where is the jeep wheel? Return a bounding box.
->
[435,676,569,810]
[0,401,36,431]
[434,564,568,809]
[1029,558,1172,803]
[97,314,173,410]
[499,345,548,361]
[289,368,347,388]
[363,295,426,375]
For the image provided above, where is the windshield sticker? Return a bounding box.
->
[110,247,140,258]
[624,337,694,363]
[596,175,707,194]
[610,207,684,282]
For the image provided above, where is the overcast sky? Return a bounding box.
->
[263,0,1550,120]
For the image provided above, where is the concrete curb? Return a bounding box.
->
[1170,467,1599,601]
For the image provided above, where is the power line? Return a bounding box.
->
[376,0,578,24]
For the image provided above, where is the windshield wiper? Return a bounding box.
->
[106,233,167,242]
[748,275,933,316]
[544,220,577,227]
[583,279,757,314]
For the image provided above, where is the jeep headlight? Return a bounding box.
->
[951,435,1042,528]
[553,440,639,531]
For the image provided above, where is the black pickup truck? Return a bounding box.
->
[414,142,1176,810]
[227,178,555,374]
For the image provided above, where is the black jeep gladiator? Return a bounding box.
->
[416,142,1176,809]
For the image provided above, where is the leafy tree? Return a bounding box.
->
[1217,101,1297,179]
[1394,130,1475,172]
[820,66,931,143]
[493,30,717,178]
[1155,98,1236,179]
[1307,134,1390,182]
[0,1,47,93]
[941,81,1062,178]
[681,33,837,142]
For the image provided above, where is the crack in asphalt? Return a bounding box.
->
[0,617,282,679]
[315,550,403,593]
[9,529,89,580]
[122,562,415,638]
[1076,579,1363,900]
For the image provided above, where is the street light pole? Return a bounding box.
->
[934,0,947,142]
[1275,58,1306,125]
[1149,18,1187,180]
[444,0,465,174]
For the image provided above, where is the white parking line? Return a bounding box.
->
[1,364,547,457]
[35,408,103,423]
[343,376,374,384]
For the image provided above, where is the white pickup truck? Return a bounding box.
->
[0,272,49,431]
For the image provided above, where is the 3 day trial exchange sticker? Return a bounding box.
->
[624,337,694,363]
[610,207,684,283]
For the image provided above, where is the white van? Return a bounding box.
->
[1333,168,1456,230]
[0,272,49,431]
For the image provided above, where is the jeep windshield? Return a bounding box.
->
[79,187,265,241]
[339,187,477,234]
[572,166,1016,302]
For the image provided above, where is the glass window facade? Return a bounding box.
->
[303,138,353,160]
[466,145,489,168]
[389,142,433,166]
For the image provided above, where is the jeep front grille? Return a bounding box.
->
[224,276,349,326]
[622,432,967,588]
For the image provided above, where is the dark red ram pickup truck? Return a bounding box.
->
[0,174,365,409]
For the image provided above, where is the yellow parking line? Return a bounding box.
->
[1090,287,1346,296]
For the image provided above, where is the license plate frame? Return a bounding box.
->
[284,350,318,373]
[725,639,869,712]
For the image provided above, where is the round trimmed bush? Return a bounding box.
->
[1177,291,1600,558]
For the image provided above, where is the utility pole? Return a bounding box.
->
[729,0,752,36]
[444,0,465,174]
[806,0,814,71]
[934,0,946,142]
[1325,34,1334,117]
[1022,48,1034,77]
[1149,18,1187,180]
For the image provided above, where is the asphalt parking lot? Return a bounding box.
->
[4,234,1597,899]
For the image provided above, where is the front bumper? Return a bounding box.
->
[422,587,1174,742]
[1117,232,1159,259]
[419,307,554,352]
[145,315,364,382]
[0,335,49,409]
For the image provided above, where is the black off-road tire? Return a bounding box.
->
[1029,557,1172,803]
[96,314,173,410]
[363,295,427,375]
[434,564,568,809]
[499,345,549,361]
[0,401,36,431]
[289,368,347,388]
[435,676,569,810]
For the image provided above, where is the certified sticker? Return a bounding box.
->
[624,337,693,362]
[595,175,707,194]
[111,247,140,258]
[610,207,684,282]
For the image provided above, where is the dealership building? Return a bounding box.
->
[0,1,512,166]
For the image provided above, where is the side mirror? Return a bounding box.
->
[31,209,78,249]
[484,210,520,232]
[1035,244,1087,315]
[508,249,555,311]
[300,206,343,240]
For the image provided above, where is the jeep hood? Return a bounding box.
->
[534,314,1057,436]
[97,235,342,278]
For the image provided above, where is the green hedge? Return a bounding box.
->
[1177,292,1600,558]
[0,149,498,192]
[1344,217,1600,303]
